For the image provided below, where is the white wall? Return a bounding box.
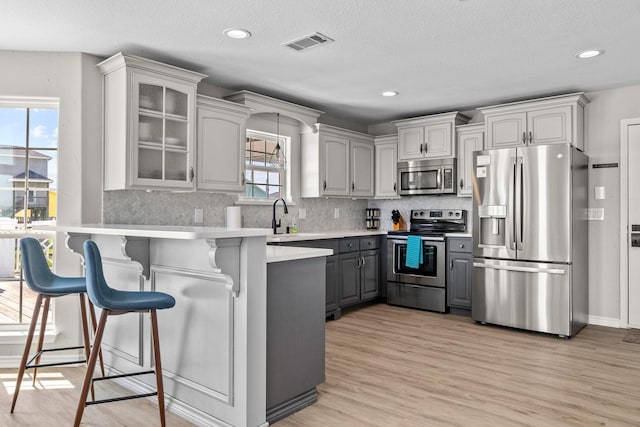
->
[584,84,640,324]
[0,51,102,359]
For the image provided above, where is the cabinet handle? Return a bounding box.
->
[190,167,195,182]
[356,257,361,267]
[459,244,465,249]
[424,142,428,154]
[361,256,366,267]
[528,131,533,144]
[522,132,527,144]
[450,260,454,270]
[393,183,397,191]
[241,172,245,185]
[352,182,355,191]
[323,180,327,191]
[419,143,423,154]
[459,179,463,190]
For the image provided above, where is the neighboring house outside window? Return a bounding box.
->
[0,101,58,324]
[244,130,287,200]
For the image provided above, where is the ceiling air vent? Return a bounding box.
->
[284,32,334,52]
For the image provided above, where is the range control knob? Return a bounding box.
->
[448,211,453,216]
[455,212,460,217]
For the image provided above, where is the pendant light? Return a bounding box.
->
[269,113,286,169]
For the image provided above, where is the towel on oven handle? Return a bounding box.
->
[405,235,423,269]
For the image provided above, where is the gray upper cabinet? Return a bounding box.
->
[393,112,470,161]
[456,123,484,197]
[196,95,251,192]
[301,124,374,198]
[479,93,588,151]
[374,135,399,199]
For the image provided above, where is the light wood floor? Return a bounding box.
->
[279,304,640,427]
[1,303,640,426]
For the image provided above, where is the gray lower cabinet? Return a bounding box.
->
[267,257,326,423]
[325,254,340,316]
[269,239,341,318]
[339,250,361,306]
[338,237,380,307]
[447,237,473,310]
[271,235,381,318]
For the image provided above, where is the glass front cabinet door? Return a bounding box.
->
[98,53,206,191]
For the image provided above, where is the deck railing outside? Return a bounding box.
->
[0,231,55,324]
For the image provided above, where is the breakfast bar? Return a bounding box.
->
[53,224,332,427]
[57,224,270,427]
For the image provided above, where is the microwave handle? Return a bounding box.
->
[437,168,442,189]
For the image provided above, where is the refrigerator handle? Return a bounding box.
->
[517,157,524,250]
[511,158,517,250]
[473,262,566,275]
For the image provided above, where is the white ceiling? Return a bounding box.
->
[3,0,640,126]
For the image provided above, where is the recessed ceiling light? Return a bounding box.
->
[576,49,604,59]
[381,91,399,97]
[223,28,252,39]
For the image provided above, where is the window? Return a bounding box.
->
[0,99,58,324]
[244,130,287,199]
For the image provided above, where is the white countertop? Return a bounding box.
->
[48,224,273,240]
[0,229,56,239]
[266,245,333,263]
[267,229,386,243]
[267,230,472,241]
[46,225,470,241]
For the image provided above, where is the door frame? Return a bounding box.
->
[619,118,640,328]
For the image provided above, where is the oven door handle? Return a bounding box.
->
[473,262,566,275]
[389,236,445,242]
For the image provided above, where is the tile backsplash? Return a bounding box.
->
[103,190,369,232]
[368,195,473,232]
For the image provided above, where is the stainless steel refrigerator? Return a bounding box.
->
[472,144,588,337]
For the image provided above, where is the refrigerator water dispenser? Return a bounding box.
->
[478,205,507,247]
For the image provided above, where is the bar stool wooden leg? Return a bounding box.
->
[31,296,51,386]
[87,302,105,377]
[78,294,97,401]
[150,310,167,427]
[74,310,108,427]
[11,294,43,413]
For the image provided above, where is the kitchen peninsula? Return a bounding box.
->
[55,224,330,427]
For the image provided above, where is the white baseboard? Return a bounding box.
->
[112,373,236,427]
[588,315,621,328]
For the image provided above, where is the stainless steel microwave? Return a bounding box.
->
[397,158,456,195]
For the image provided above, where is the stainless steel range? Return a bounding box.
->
[387,209,466,312]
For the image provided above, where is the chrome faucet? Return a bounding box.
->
[272,198,289,234]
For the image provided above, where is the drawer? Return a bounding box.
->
[339,238,360,253]
[387,283,446,313]
[448,238,471,253]
[359,237,379,251]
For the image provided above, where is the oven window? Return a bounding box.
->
[394,242,438,276]
[400,169,438,191]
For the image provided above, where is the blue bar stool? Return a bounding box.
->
[74,240,176,427]
[11,237,104,413]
